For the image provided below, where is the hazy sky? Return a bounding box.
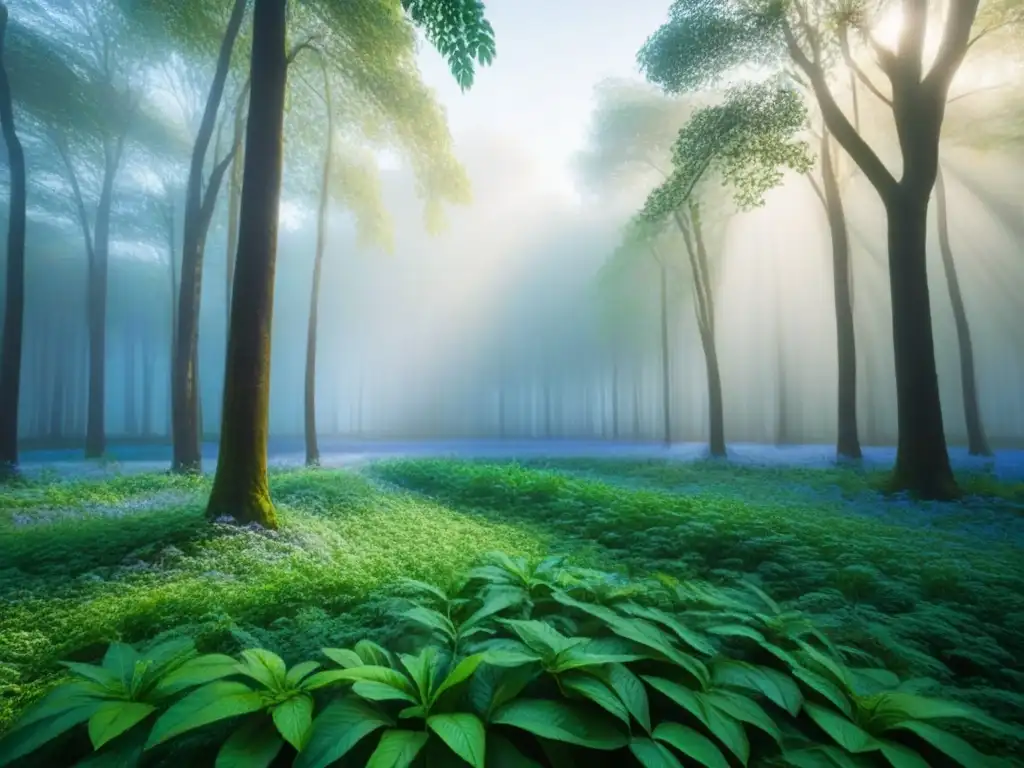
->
[412,0,671,198]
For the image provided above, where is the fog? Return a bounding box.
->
[4,0,1024,452]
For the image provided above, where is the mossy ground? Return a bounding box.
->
[2,458,1022,759]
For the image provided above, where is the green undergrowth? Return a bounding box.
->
[371,460,1024,733]
[0,470,546,734]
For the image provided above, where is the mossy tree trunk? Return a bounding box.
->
[206,0,288,528]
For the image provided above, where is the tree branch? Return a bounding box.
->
[782,19,898,202]
[839,27,892,106]
[922,0,982,97]
[805,171,826,210]
[898,0,929,83]
[947,82,1008,105]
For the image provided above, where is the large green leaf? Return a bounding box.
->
[272,693,313,751]
[355,640,395,667]
[888,720,991,767]
[432,654,486,703]
[803,702,879,754]
[102,644,141,690]
[87,701,156,750]
[469,662,540,721]
[238,649,289,691]
[295,696,393,768]
[491,698,628,750]
[353,681,421,704]
[151,654,241,698]
[653,722,730,768]
[878,740,931,768]
[630,737,684,767]
[500,619,583,658]
[366,729,429,768]
[428,713,486,768]
[602,664,651,733]
[403,606,456,639]
[619,604,717,656]
[486,731,543,767]
[0,703,104,767]
[215,718,284,768]
[461,589,525,631]
[702,690,781,744]
[871,693,1002,732]
[560,673,629,725]
[145,681,265,748]
[60,663,124,694]
[303,665,416,695]
[792,667,852,717]
[642,677,748,765]
[286,661,321,689]
[3,682,111,732]
[322,647,365,669]
[711,660,802,716]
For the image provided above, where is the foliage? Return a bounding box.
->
[1,551,1015,766]
[399,0,495,91]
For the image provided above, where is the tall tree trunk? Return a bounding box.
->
[166,200,177,438]
[304,57,332,467]
[141,325,154,438]
[173,0,247,474]
[632,369,642,439]
[657,257,672,446]
[886,185,956,497]
[934,166,990,456]
[124,324,137,436]
[0,2,26,474]
[611,357,619,440]
[817,129,862,459]
[226,89,247,320]
[206,0,287,527]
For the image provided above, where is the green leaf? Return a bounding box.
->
[102,643,141,690]
[560,673,629,725]
[295,696,393,768]
[143,638,197,677]
[878,740,931,768]
[500,619,582,658]
[366,729,429,768]
[631,737,684,767]
[711,660,803,716]
[469,662,539,721]
[75,723,147,767]
[403,606,457,639]
[702,690,781,743]
[483,648,544,667]
[215,718,284,768]
[354,681,421,704]
[792,666,852,717]
[286,661,321,689]
[653,722,730,768]
[428,713,486,768]
[432,654,485,703]
[461,590,525,631]
[5,682,111,732]
[0,703,104,767]
[795,641,851,689]
[238,649,288,691]
[399,648,441,704]
[60,662,124,693]
[398,578,451,605]
[322,647,365,669]
[486,731,543,767]
[145,680,265,748]
[152,654,241,698]
[355,640,395,667]
[491,699,628,750]
[804,702,879,754]
[888,720,990,767]
[602,664,651,733]
[87,701,156,750]
[272,693,313,751]
[871,693,1001,731]
[618,604,717,656]
[779,745,863,768]
[641,677,748,765]
[303,665,416,695]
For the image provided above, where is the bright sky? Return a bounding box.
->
[411,0,672,198]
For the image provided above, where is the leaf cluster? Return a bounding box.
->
[1,552,1012,767]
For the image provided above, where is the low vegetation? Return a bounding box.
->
[1,459,1022,765]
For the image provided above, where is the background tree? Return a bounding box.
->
[0,2,26,475]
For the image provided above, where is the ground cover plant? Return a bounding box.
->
[1,458,1022,765]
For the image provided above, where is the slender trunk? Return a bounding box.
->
[142,326,154,437]
[611,358,619,440]
[886,185,957,498]
[657,258,672,446]
[74,325,87,436]
[819,129,862,459]
[166,201,177,438]
[304,58,332,467]
[124,324,137,436]
[689,207,725,457]
[934,166,990,456]
[226,89,247,319]
[173,0,247,474]
[0,3,26,473]
[206,0,287,527]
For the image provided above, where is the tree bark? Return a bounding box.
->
[819,129,862,459]
[934,165,990,456]
[657,256,672,446]
[304,57,333,467]
[226,89,247,320]
[0,2,26,474]
[206,0,287,527]
[172,0,247,474]
[166,199,177,438]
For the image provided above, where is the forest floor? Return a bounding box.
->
[1,453,1023,761]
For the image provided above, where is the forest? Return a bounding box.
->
[0,0,1023,765]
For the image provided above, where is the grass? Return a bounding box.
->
[1,457,1023,761]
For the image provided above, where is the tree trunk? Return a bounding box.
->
[658,258,672,446]
[819,130,862,459]
[0,3,26,474]
[304,58,333,467]
[124,325,137,436]
[141,325,154,438]
[934,166,990,457]
[206,0,287,527]
[610,358,619,440]
[49,325,67,440]
[226,89,247,319]
[166,200,177,438]
[172,0,247,474]
[886,186,957,498]
[632,370,642,440]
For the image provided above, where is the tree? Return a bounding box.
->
[0,1,26,475]
[638,0,997,497]
[206,0,494,526]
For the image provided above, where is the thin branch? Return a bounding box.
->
[839,27,892,106]
[805,171,827,210]
[947,82,1007,105]
[922,0,983,96]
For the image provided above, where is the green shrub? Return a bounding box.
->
[1,553,1015,767]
